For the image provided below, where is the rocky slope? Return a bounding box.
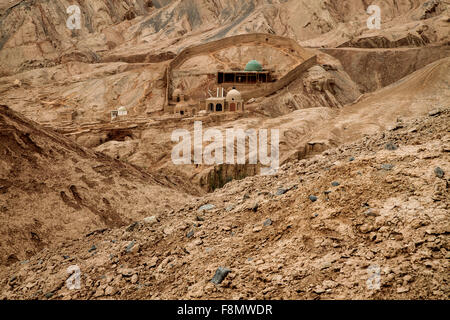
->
[1,108,448,300]
[0,0,448,301]
[93,56,449,192]
[0,0,447,126]
[1,0,448,75]
[0,104,193,266]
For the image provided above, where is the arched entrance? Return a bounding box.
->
[229,103,236,112]
[209,103,214,111]
[216,104,223,112]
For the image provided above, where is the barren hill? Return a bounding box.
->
[0,0,448,301]
[1,108,448,300]
[0,105,193,266]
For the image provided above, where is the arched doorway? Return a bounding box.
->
[209,103,214,112]
[216,104,223,112]
[229,103,236,112]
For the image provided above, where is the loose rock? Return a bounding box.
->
[125,241,137,253]
[131,274,139,284]
[147,257,158,268]
[225,205,235,212]
[253,226,263,233]
[120,269,135,278]
[105,286,116,296]
[211,267,231,285]
[364,209,379,217]
[126,222,140,232]
[428,109,441,117]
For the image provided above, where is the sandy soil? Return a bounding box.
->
[0,0,448,300]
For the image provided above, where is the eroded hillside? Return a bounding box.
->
[0,0,448,301]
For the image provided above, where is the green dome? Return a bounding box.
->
[244,60,263,72]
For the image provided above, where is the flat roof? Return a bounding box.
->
[218,71,270,74]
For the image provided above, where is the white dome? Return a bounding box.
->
[118,106,127,112]
[226,89,242,102]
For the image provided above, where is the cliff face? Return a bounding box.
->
[0,0,449,300]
